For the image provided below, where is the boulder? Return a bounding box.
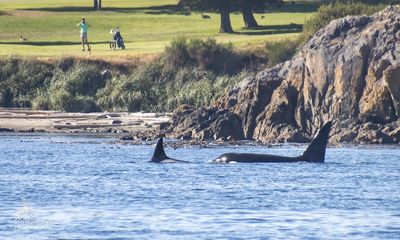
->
[169,106,244,141]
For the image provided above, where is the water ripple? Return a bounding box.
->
[0,134,399,239]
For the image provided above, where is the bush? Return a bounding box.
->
[49,90,76,112]
[177,79,213,107]
[0,58,53,107]
[302,2,385,41]
[163,36,192,70]
[32,89,50,110]
[51,64,106,96]
[163,37,243,74]
[0,86,12,107]
[58,57,75,72]
[265,40,299,67]
[187,38,242,74]
[173,67,214,85]
[0,58,19,81]
[0,52,252,113]
[74,96,100,113]
[165,67,215,109]
[96,63,164,112]
[165,68,250,110]
[97,63,251,112]
[212,71,250,100]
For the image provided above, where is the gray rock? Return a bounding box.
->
[170,6,400,144]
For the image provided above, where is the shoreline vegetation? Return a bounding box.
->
[0,39,259,113]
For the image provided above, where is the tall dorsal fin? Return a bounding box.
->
[151,138,168,162]
[301,121,332,162]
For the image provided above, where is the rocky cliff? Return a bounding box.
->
[169,6,400,144]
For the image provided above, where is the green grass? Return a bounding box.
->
[0,0,315,56]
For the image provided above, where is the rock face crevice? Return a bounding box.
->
[170,6,400,144]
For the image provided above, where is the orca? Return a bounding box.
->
[213,121,332,163]
[150,138,189,163]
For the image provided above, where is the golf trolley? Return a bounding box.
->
[110,37,125,50]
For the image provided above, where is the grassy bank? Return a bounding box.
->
[0,37,263,112]
[0,0,312,56]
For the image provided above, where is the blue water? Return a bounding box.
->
[0,133,399,239]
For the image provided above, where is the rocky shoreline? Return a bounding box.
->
[1,108,399,147]
[166,6,400,144]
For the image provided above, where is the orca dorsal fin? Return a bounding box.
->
[301,121,332,162]
[151,138,168,162]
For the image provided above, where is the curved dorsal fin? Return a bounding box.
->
[301,121,332,162]
[151,138,168,162]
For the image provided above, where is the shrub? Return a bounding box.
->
[97,63,250,112]
[0,58,53,107]
[0,58,19,81]
[177,79,214,107]
[212,71,251,100]
[0,86,12,107]
[58,57,75,72]
[265,40,299,67]
[49,90,76,112]
[10,60,53,94]
[74,96,100,113]
[52,64,106,96]
[96,63,164,112]
[0,53,251,113]
[163,36,192,70]
[32,89,50,110]
[186,38,242,74]
[173,67,214,85]
[163,37,243,74]
[302,2,385,41]
[165,67,215,109]
[165,68,250,110]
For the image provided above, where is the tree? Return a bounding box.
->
[240,2,259,28]
[179,0,236,33]
[240,0,283,29]
[93,0,102,10]
[179,0,283,32]
[218,0,234,33]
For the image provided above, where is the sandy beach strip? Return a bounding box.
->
[0,108,171,133]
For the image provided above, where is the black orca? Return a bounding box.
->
[213,121,332,163]
[150,138,189,163]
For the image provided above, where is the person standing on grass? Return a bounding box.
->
[76,18,91,52]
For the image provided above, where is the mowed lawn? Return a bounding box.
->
[0,0,315,56]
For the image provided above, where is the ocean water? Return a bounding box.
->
[0,133,399,239]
